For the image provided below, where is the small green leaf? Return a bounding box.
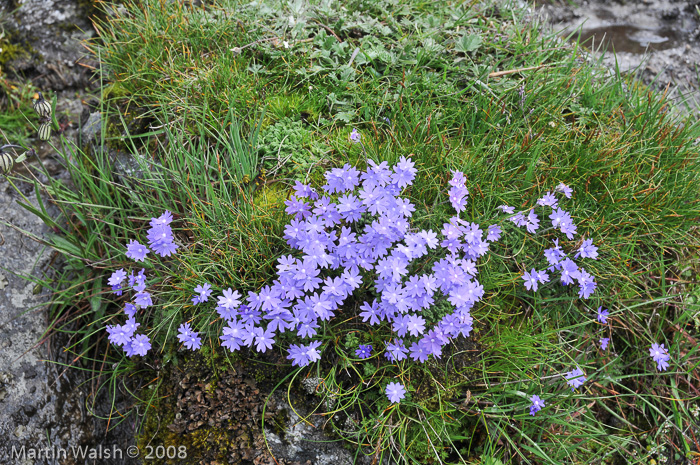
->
[334,111,354,123]
[455,33,482,53]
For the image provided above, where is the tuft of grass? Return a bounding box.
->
[3,0,699,463]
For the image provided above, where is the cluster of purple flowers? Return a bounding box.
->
[207,157,494,372]
[125,211,179,261]
[512,187,599,299]
[177,322,202,350]
[107,268,153,357]
[109,157,612,407]
[107,211,187,357]
[106,267,152,357]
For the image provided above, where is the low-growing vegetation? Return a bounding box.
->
[3,0,699,463]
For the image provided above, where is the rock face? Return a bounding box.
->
[0,179,90,464]
[0,2,134,464]
[0,0,96,90]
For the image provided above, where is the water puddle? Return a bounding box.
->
[573,24,683,54]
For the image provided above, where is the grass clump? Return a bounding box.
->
[3,0,699,464]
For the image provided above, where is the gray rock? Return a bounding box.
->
[0,178,91,465]
[81,111,103,144]
[265,391,358,465]
[0,0,97,90]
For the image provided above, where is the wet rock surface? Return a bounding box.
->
[537,0,700,117]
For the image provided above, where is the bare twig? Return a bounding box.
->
[488,64,549,78]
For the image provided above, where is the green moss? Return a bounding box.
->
[257,117,325,180]
[0,30,31,67]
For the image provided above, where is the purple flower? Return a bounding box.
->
[324,165,361,194]
[385,382,406,404]
[565,366,586,391]
[447,171,469,212]
[217,304,239,320]
[259,285,282,312]
[384,339,408,362]
[559,258,579,285]
[192,283,213,304]
[405,314,426,337]
[356,344,372,359]
[544,239,565,266]
[218,288,242,310]
[359,300,382,326]
[152,240,179,257]
[150,210,173,226]
[509,212,527,228]
[556,182,573,198]
[305,340,322,363]
[254,326,276,353]
[221,319,248,350]
[124,303,137,318]
[296,319,319,338]
[486,224,501,242]
[576,269,597,299]
[408,341,429,362]
[133,278,147,293]
[537,192,558,208]
[134,291,153,308]
[341,267,362,289]
[600,338,610,350]
[287,341,322,367]
[106,324,133,346]
[128,269,146,288]
[108,269,127,287]
[147,224,173,245]
[596,307,609,324]
[127,334,151,357]
[125,239,150,262]
[523,269,539,291]
[284,196,311,219]
[560,220,577,240]
[393,156,417,188]
[549,208,571,229]
[292,181,318,200]
[287,344,309,367]
[529,395,545,416]
[121,317,140,336]
[576,239,598,260]
[525,211,539,233]
[349,128,361,143]
[177,322,202,350]
[498,205,515,214]
[649,343,670,371]
[147,221,179,257]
